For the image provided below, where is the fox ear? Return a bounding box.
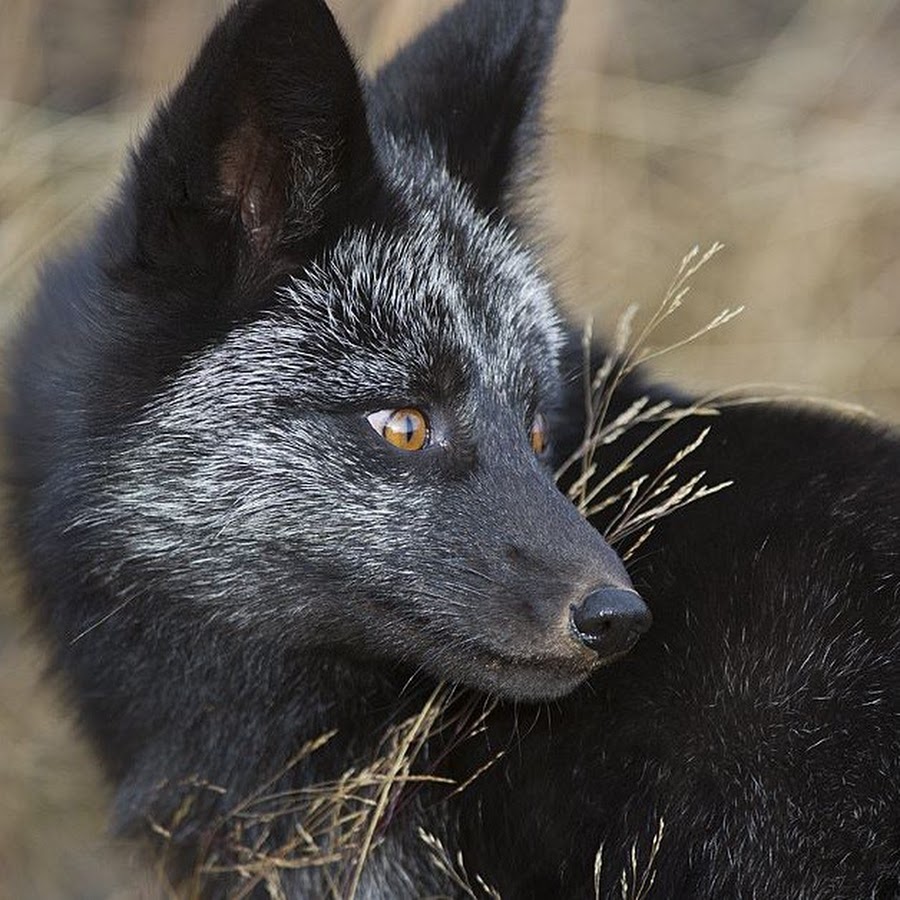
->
[127,0,373,296]
[372,0,564,214]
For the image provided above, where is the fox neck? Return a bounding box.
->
[99,616,450,888]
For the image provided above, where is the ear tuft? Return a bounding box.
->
[219,119,290,255]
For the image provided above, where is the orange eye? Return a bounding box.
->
[367,407,429,451]
[530,412,548,456]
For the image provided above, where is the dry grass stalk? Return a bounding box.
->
[556,244,742,559]
[418,829,502,900]
[593,817,666,900]
[153,685,505,899]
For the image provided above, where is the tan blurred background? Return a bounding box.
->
[2,0,899,897]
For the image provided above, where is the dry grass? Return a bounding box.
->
[2,0,898,897]
[417,830,502,900]
[547,0,900,421]
[158,685,453,899]
[593,818,667,900]
[146,688,499,898]
[558,243,742,560]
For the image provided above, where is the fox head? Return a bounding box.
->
[12,0,650,702]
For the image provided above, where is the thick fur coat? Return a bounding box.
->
[6,0,899,897]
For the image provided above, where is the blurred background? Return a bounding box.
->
[1,0,899,896]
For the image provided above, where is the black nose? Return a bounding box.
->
[570,588,652,657]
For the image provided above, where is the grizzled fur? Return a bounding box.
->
[5,0,900,897]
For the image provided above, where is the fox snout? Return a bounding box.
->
[435,451,654,698]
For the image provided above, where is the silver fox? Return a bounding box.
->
[9,0,900,897]
[6,0,650,894]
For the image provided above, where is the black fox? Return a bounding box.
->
[6,0,899,897]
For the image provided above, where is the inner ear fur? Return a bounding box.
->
[218,118,291,256]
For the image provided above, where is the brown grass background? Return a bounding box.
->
[1,0,898,896]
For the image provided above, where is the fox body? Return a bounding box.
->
[6,0,899,897]
[462,396,900,898]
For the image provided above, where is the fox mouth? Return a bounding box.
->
[464,642,603,701]
[458,613,653,699]
[469,592,650,696]
[412,597,650,701]
[485,637,640,670]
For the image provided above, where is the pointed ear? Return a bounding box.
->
[372,0,564,214]
[127,0,374,298]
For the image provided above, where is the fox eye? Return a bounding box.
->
[367,408,430,451]
[530,412,548,456]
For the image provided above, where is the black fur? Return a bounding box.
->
[371,0,563,214]
[5,0,899,897]
[462,384,900,898]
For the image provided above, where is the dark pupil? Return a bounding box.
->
[401,414,414,443]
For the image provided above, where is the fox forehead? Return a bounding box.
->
[175,156,563,411]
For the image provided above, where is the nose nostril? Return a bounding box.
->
[571,587,652,657]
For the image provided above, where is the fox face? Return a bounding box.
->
[11,0,650,702]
